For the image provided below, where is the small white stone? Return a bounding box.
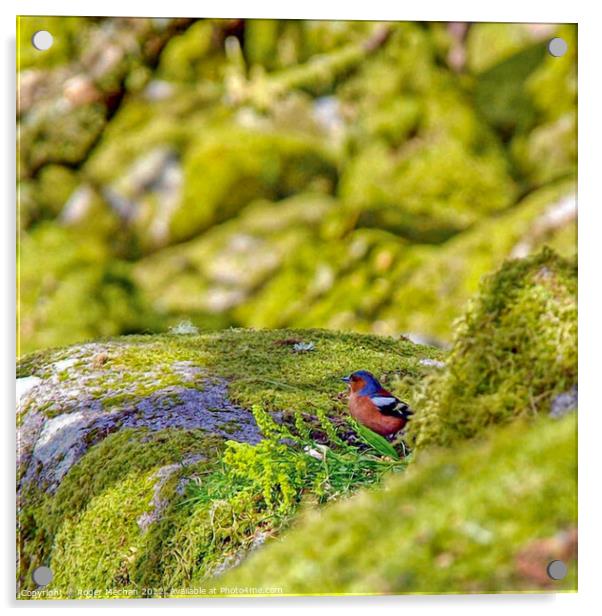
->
[169,320,199,335]
[419,358,446,369]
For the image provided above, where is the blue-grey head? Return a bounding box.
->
[341,370,382,395]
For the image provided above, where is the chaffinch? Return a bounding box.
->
[342,370,413,437]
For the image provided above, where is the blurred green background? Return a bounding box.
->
[17,18,577,355]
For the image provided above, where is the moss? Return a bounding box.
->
[134,403,409,593]
[51,470,157,593]
[511,26,577,185]
[59,328,438,413]
[18,328,440,596]
[339,79,516,241]
[473,42,547,138]
[19,103,107,178]
[218,414,577,594]
[133,193,336,318]
[18,328,442,441]
[340,140,516,243]
[18,428,222,594]
[18,224,161,355]
[259,228,408,332]
[466,23,545,74]
[18,320,575,597]
[377,180,576,340]
[18,165,79,228]
[225,182,574,341]
[512,113,576,186]
[408,248,577,448]
[172,127,338,242]
[83,98,200,185]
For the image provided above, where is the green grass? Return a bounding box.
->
[217,414,577,595]
[177,404,409,586]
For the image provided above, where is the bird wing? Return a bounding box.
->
[370,392,413,419]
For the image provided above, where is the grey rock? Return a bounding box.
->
[550,385,578,419]
[17,342,262,494]
[137,453,205,531]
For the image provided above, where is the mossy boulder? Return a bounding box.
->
[84,108,338,249]
[376,181,576,340]
[173,127,338,243]
[19,103,107,178]
[337,25,518,242]
[219,414,577,594]
[408,248,577,449]
[131,181,575,342]
[17,328,442,596]
[133,193,337,321]
[511,25,577,185]
[18,224,159,355]
[339,135,516,243]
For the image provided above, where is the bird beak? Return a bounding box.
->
[341,376,351,383]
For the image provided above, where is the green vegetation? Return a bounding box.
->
[17,271,577,596]
[17,17,578,598]
[408,248,577,448]
[219,414,577,594]
[18,19,576,353]
[19,373,413,598]
[18,328,442,417]
[18,224,159,355]
[18,428,222,595]
[173,127,338,242]
[18,328,439,597]
[172,406,408,589]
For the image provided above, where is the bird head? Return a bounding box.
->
[341,370,381,394]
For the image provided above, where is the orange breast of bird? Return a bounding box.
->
[348,392,406,437]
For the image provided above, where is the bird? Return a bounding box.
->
[341,370,413,437]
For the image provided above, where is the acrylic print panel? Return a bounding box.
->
[16,16,577,599]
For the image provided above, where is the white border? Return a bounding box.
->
[3,1,600,614]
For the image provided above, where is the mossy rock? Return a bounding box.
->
[339,136,516,243]
[85,111,337,249]
[377,181,577,341]
[17,328,442,596]
[18,224,160,355]
[407,248,577,449]
[218,414,576,594]
[226,182,575,340]
[133,193,337,320]
[465,23,547,74]
[18,165,79,230]
[238,226,408,331]
[511,25,577,185]
[334,23,517,242]
[19,103,107,178]
[172,126,338,242]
